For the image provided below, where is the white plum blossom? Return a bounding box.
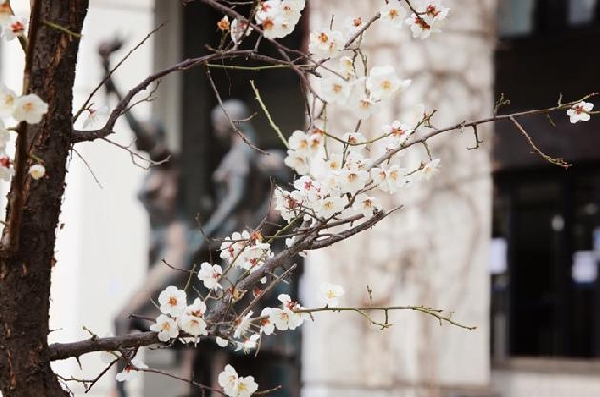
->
[337,168,369,195]
[234,372,259,397]
[267,304,306,331]
[3,16,27,41]
[179,313,208,337]
[179,298,208,337]
[380,0,407,28]
[218,364,239,396]
[371,164,406,193]
[238,242,271,272]
[324,153,343,172]
[285,236,295,248]
[338,55,356,79]
[281,0,306,18]
[230,18,252,45]
[12,94,48,124]
[567,101,594,123]
[341,131,367,152]
[288,129,320,157]
[150,314,179,342]
[353,194,381,218]
[316,73,351,105]
[343,16,366,37]
[381,120,414,150]
[235,334,260,353]
[218,364,258,397]
[233,311,254,339]
[116,357,148,382]
[345,151,369,171]
[157,286,187,317]
[420,0,450,22]
[0,155,13,181]
[0,83,17,117]
[319,282,345,307]
[309,28,344,58]
[216,336,229,347]
[275,294,306,330]
[418,158,441,180]
[260,307,276,335]
[220,230,250,263]
[0,120,9,151]
[267,307,291,331]
[405,0,450,39]
[293,175,321,200]
[315,194,346,218]
[255,0,304,39]
[197,262,223,290]
[283,150,309,175]
[82,106,108,129]
[367,66,410,101]
[29,164,45,180]
[274,188,304,221]
[346,78,379,119]
[185,297,207,317]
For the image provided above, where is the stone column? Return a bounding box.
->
[303,1,496,396]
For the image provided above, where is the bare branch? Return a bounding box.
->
[49,332,162,361]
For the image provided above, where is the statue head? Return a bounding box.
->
[211,99,252,141]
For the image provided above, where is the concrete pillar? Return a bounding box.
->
[303,1,496,396]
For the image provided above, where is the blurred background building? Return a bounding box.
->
[0,1,598,397]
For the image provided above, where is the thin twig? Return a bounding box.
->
[509,115,569,168]
[73,24,164,123]
[72,147,103,189]
[250,80,288,149]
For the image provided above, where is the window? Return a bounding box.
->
[492,169,600,359]
[497,0,599,37]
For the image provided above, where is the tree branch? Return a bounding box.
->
[49,331,161,361]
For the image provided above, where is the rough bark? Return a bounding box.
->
[0,2,88,397]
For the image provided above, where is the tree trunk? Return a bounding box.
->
[0,2,88,396]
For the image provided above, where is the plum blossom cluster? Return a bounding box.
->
[218,0,306,45]
[149,286,208,342]
[404,0,450,39]
[254,0,305,39]
[308,0,450,65]
[259,294,307,336]
[147,276,344,374]
[278,124,441,225]
[218,230,273,274]
[314,61,411,120]
[0,83,48,181]
[218,364,258,397]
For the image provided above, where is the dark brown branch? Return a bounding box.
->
[49,331,162,361]
[308,211,386,250]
